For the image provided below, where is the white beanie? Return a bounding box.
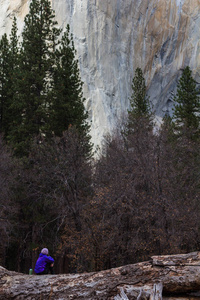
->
[41,248,48,255]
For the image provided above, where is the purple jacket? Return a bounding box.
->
[34,253,54,274]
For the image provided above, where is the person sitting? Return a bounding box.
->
[34,248,54,275]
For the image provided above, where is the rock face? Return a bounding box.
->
[1,0,200,147]
[1,252,200,299]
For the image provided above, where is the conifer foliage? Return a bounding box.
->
[51,25,89,138]
[1,0,199,275]
[0,34,10,133]
[173,66,200,136]
[128,68,151,118]
[0,17,19,137]
[0,0,92,272]
[127,67,153,135]
[0,0,90,156]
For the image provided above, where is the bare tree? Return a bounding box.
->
[86,116,200,270]
[13,127,93,273]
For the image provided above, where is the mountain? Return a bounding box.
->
[1,0,200,147]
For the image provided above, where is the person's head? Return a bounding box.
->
[41,248,48,255]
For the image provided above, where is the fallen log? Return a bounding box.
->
[1,252,200,299]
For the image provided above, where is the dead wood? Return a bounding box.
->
[1,252,200,299]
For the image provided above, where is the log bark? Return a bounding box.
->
[150,283,163,300]
[1,252,200,299]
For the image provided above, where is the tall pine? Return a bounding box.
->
[0,17,19,137]
[173,66,200,138]
[51,25,89,139]
[8,0,61,156]
[126,67,153,137]
[5,0,91,157]
[0,34,10,133]
[129,68,151,117]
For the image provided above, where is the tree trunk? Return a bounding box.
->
[1,252,200,299]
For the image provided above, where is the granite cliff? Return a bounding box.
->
[0,0,200,147]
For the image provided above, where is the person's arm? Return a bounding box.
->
[46,255,54,264]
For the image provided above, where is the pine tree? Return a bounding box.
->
[1,1,93,270]
[9,17,18,67]
[8,0,61,156]
[0,34,10,133]
[129,68,151,116]
[50,25,90,139]
[0,17,19,136]
[126,67,153,135]
[173,66,200,137]
[1,0,91,157]
[4,18,20,137]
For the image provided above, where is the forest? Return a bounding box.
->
[0,0,199,274]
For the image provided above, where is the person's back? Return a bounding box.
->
[34,248,54,275]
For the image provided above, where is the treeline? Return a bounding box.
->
[0,0,200,274]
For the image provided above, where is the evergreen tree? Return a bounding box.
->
[129,68,151,116]
[125,67,153,139]
[173,66,200,137]
[0,34,10,133]
[5,0,91,157]
[5,18,20,137]
[0,0,92,270]
[0,17,19,136]
[8,0,61,156]
[9,17,19,69]
[50,25,90,139]
[160,113,176,143]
